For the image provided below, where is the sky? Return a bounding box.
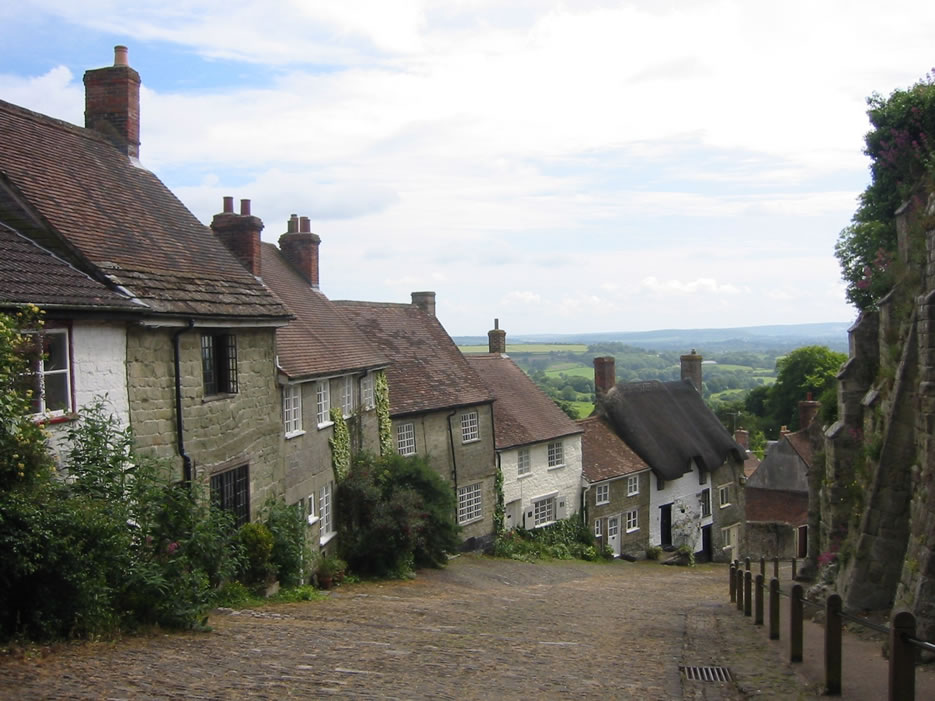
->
[2,1,933,337]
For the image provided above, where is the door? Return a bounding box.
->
[505,500,521,530]
[797,525,808,558]
[701,524,712,563]
[607,516,621,556]
[660,503,673,547]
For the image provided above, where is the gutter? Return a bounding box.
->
[173,319,195,485]
[446,409,458,522]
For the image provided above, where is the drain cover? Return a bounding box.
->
[680,665,733,682]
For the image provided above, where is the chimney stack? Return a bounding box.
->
[734,428,749,449]
[798,392,821,429]
[594,356,616,399]
[680,349,703,393]
[488,318,506,354]
[84,45,141,159]
[411,291,436,317]
[278,214,321,287]
[211,196,264,277]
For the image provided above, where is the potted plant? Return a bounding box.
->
[315,553,347,590]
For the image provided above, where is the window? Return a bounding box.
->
[517,447,531,476]
[719,484,731,508]
[361,373,374,409]
[458,482,483,524]
[594,519,602,537]
[304,493,318,524]
[596,483,610,505]
[28,328,71,415]
[547,441,564,468]
[461,411,479,443]
[201,333,238,395]
[626,509,639,533]
[341,375,355,417]
[316,380,331,426]
[701,488,711,517]
[627,474,639,496]
[396,422,416,456]
[608,517,619,538]
[319,481,335,543]
[722,525,734,547]
[533,496,555,526]
[210,464,249,528]
[283,384,302,436]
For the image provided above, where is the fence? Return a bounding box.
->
[728,556,935,700]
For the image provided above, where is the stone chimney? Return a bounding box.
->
[734,428,749,450]
[594,356,616,399]
[411,291,436,317]
[780,425,791,438]
[279,214,321,287]
[488,319,506,354]
[84,45,141,159]
[798,392,821,429]
[211,197,264,277]
[680,349,703,393]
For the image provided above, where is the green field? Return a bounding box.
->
[459,344,589,354]
[570,400,595,419]
[545,366,593,379]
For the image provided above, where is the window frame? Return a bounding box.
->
[460,410,479,443]
[360,373,375,410]
[719,484,731,508]
[701,488,712,518]
[27,327,73,417]
[517,447,531,476]
[396,422,416,456]
[319,481,335,545]
[547,441,564,469]
[457,482,483,525]
[341,375,355,417]
[594,519,602,537]
[625,508,639,533]
[316,379,331,427]
[282,383,303,437]
[627,474,639,497]
[595,483,610,505]
[533,496,556,527]
[201,332,238,396]
[210,464,250,528]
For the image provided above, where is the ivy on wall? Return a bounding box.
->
[329,407,350,482]
[493,461,505,537]
[374,371,392,456]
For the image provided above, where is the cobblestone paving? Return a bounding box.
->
[0,556,819,700]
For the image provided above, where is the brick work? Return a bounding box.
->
[211,199,264,277]
[83,47,140,158]
[278,214,321,287]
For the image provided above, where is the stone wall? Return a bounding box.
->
[500,434,583,530]
[589,469,651,556]
[126,326,283,521]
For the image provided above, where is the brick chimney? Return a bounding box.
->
[211,197,263,277]
[734,428,749,450]
[594,356,616,399]
[279,214,321,287]
[680,349,703,393]
[488,319,506,354]
[411,291,436,317]
[798,392,821,429]
[83,45,141,159]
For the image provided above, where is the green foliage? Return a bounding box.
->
[374,371,392,456]
[335,452,460,577]
[835,70,935,309]
[769,346,846,431]
[646,546,662,560]
[261,498,309,589]
[491,517,596,562]
[238,522,274,588]
[493,461,505,538]
[676,544,696,567]
[328,407,350,482]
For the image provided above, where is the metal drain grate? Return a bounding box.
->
[680,665,733,682]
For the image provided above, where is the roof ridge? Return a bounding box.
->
[0,98,112,149]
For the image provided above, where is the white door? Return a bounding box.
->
[505,500,521,530]
[608,516,621,556]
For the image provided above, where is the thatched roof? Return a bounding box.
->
[600,379,745,481]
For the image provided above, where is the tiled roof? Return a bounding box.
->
[577,415,650,483]
[785,430,813,468]
[745,487,808,526]
[600,380,746,480]
[465,354,581,450]
[333,300,492,415]
[260,244,386,379]
[0,222,140,311]
[743,452,761,478]
[0,99,289,321]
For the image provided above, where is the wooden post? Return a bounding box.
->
[760,556,766,576]
[755,573,764,625]
[744,570,752,617]
[745,556,751,572]
[730,562,736,602]
[790,584,804,663]
[889,610,916,701]
[769,578,780,640]
[825,594,842,696]
[773,557,779,579]
[792,558,797,580]
[737,569,744,611]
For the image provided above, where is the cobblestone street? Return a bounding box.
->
[0,556,821,700]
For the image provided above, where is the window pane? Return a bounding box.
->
[43,332,67,371]
[44,372,68,412]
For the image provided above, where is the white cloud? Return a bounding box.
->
[501,290,541,305]
[641,277,743,296]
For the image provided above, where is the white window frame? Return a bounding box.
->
[722,524,734,547]
[517,447,531,476]
[283,384,303,437]
[595,483,610,505]
[701,488,712,518]
[319,481,335,545]
[547,441,564,469]
[607,517,619,538]
[305,492,318,525]
[396,422,416,456]
[594,519,602,537]
[28,328,72,416]
[719,484,731,508]
[360,373,375,410]
[627,474,639,496]
[316,380,332,427]
[341,375,355,417]
[533,496,556,527]
[625,508,639,533]
[457,482,483,524]
[460,411,479,443]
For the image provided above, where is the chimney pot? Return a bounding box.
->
[84,45,142,158]
[278,216,321,287]
[114,45,129,67]
[798,395,821,430]
[240,199,251,216]
[223,196,234,213]
[488,320,506,354]
[287,214,298,233]
[299,216,311,233]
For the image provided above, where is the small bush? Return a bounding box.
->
[262,498,309,588]
[646,546,663,560]
[238,522,274,589]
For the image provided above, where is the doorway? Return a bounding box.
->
[660,503,672,547]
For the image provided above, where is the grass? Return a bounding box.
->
[544,366,593,379]
[570,400,594,418]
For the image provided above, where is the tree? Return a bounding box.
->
[768,346,846,431]
[835,70,935,309]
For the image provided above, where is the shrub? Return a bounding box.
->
[492,517,597,562]
[238,522,274,589]
[262,498,309,588]
[646,546,663,560]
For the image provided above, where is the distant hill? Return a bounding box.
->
[453,321,852,354]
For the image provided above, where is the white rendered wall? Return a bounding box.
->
[648,461,713,551]
[501,434,582,529]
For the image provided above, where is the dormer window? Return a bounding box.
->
[201,332,238,395]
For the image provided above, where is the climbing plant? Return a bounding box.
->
[493,461,505,537]
[374,371,392,456]
[328,407,350,482]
